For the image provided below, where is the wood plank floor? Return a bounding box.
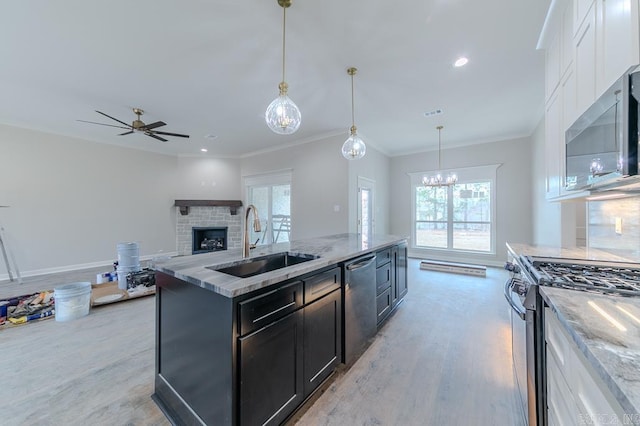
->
[0,260,522,426]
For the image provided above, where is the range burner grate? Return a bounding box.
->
[525,258,640,296]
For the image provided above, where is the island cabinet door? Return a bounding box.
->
[303,288,342,398]
[238,309,303,426]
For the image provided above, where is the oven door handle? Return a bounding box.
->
[504,277,526,320]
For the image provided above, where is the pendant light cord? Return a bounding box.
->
[351,72,355,127]
[437,126,443,170]
[282,6,287,84]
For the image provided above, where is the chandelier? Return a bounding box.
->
[342,67,366,160]
[422,126,457,187]
[265,0,301,135]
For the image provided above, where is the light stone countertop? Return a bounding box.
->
[506,242,639,263]
[541,287,640,421]
[154,233,407,298]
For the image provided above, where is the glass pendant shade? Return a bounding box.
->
[342,67,366,160]
[342,127,366,160]
[266,0,301,135]
[265,83,301,135]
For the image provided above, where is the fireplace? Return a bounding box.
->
[192,227,228,254]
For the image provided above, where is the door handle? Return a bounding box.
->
[504,277,526,320]
[346,255,376,271]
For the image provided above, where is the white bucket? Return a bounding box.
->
[116,267,135,290]
[117,242,140,271]
[54,282,92,322]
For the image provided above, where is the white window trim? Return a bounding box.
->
[408,164,501,255]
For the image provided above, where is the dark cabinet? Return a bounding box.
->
[394,243,408,304]
[238,310,304,426]
[239,267,342,425]
[376,248,393,325]
[303,288,342,397]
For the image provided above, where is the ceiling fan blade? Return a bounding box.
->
[152,131,190,138]
[119,131,134,136]
[95,110,131,127]
[146,133,168,142]
[77,120,131,130]
[141,121,166,131]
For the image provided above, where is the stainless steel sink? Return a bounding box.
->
[208,252,318,278]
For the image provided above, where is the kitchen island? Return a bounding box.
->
[152,233,408,426]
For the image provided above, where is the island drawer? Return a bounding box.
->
[238,281,303,335]
[376,263,391,295]
[376,288,392,324]
[304,267,341,304]
[376,248,391,267]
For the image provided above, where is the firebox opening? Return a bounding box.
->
[192,227,228,254]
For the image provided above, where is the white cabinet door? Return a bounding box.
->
[561,0,575,75]
[575,4,597,117]
[545,90,563,199]
[575,0,596,33]
[597,0,640,96]
[546,32,562,102]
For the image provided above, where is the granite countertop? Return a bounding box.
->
[506,242,638,263]
[541,286,640,420]
[154,233,407,298]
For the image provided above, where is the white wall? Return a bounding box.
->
[0,124,179,278]
[389,136,533,266]
[240,135,350,240]
[175,156,241,199]
[347,144,391,235]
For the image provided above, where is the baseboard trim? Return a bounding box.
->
[0,251,179,281]
[419,259,487,277]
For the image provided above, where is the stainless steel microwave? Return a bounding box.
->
[565,68,640,191]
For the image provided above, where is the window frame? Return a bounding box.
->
[409,164,500,255]
[243,170,292,245]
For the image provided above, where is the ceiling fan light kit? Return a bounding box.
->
[265,0,302,135]
[342,67,366,160]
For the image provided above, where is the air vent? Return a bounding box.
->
[424,109,444,117]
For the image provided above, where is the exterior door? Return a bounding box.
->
[357,177,375,243]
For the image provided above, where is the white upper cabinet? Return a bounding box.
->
[574,4,597,117]
[596,0,640,96]
[574,0,596,33]
[546,33,562,101]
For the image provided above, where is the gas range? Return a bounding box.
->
[520,255,640,297]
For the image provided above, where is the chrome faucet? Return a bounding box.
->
[242,204,262,258]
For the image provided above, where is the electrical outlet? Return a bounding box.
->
[615,217,623,235]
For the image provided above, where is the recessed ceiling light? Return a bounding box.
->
[200,148,208,152]
[204,134,218,140]
[454,57,469,67]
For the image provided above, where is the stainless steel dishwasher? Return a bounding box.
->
[343,254,377,365]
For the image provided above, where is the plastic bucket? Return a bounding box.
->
[54,282,92,322]
[117,242,140,270]
[116,267,134,290]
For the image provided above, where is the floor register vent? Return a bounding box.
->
[420,260,486,277]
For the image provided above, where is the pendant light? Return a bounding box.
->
[342,67,366,160]
[265,0,301,135]
[422,126,457,187]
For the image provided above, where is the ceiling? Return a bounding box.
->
[0,0,550,158]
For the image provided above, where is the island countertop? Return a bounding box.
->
[540,286,640,420]
[154,233,407,298]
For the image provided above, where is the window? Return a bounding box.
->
[245,171,292,245]
[410,165,499,254]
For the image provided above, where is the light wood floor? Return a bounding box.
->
[0,261,522,426]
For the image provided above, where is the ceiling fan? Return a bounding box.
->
[78,108,190,142]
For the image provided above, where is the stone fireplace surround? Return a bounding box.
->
[176,205,242,256]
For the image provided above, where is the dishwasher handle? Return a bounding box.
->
[504,277,526,320]
[346,255,377,271]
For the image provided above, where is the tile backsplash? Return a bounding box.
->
[588,196,640,260]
